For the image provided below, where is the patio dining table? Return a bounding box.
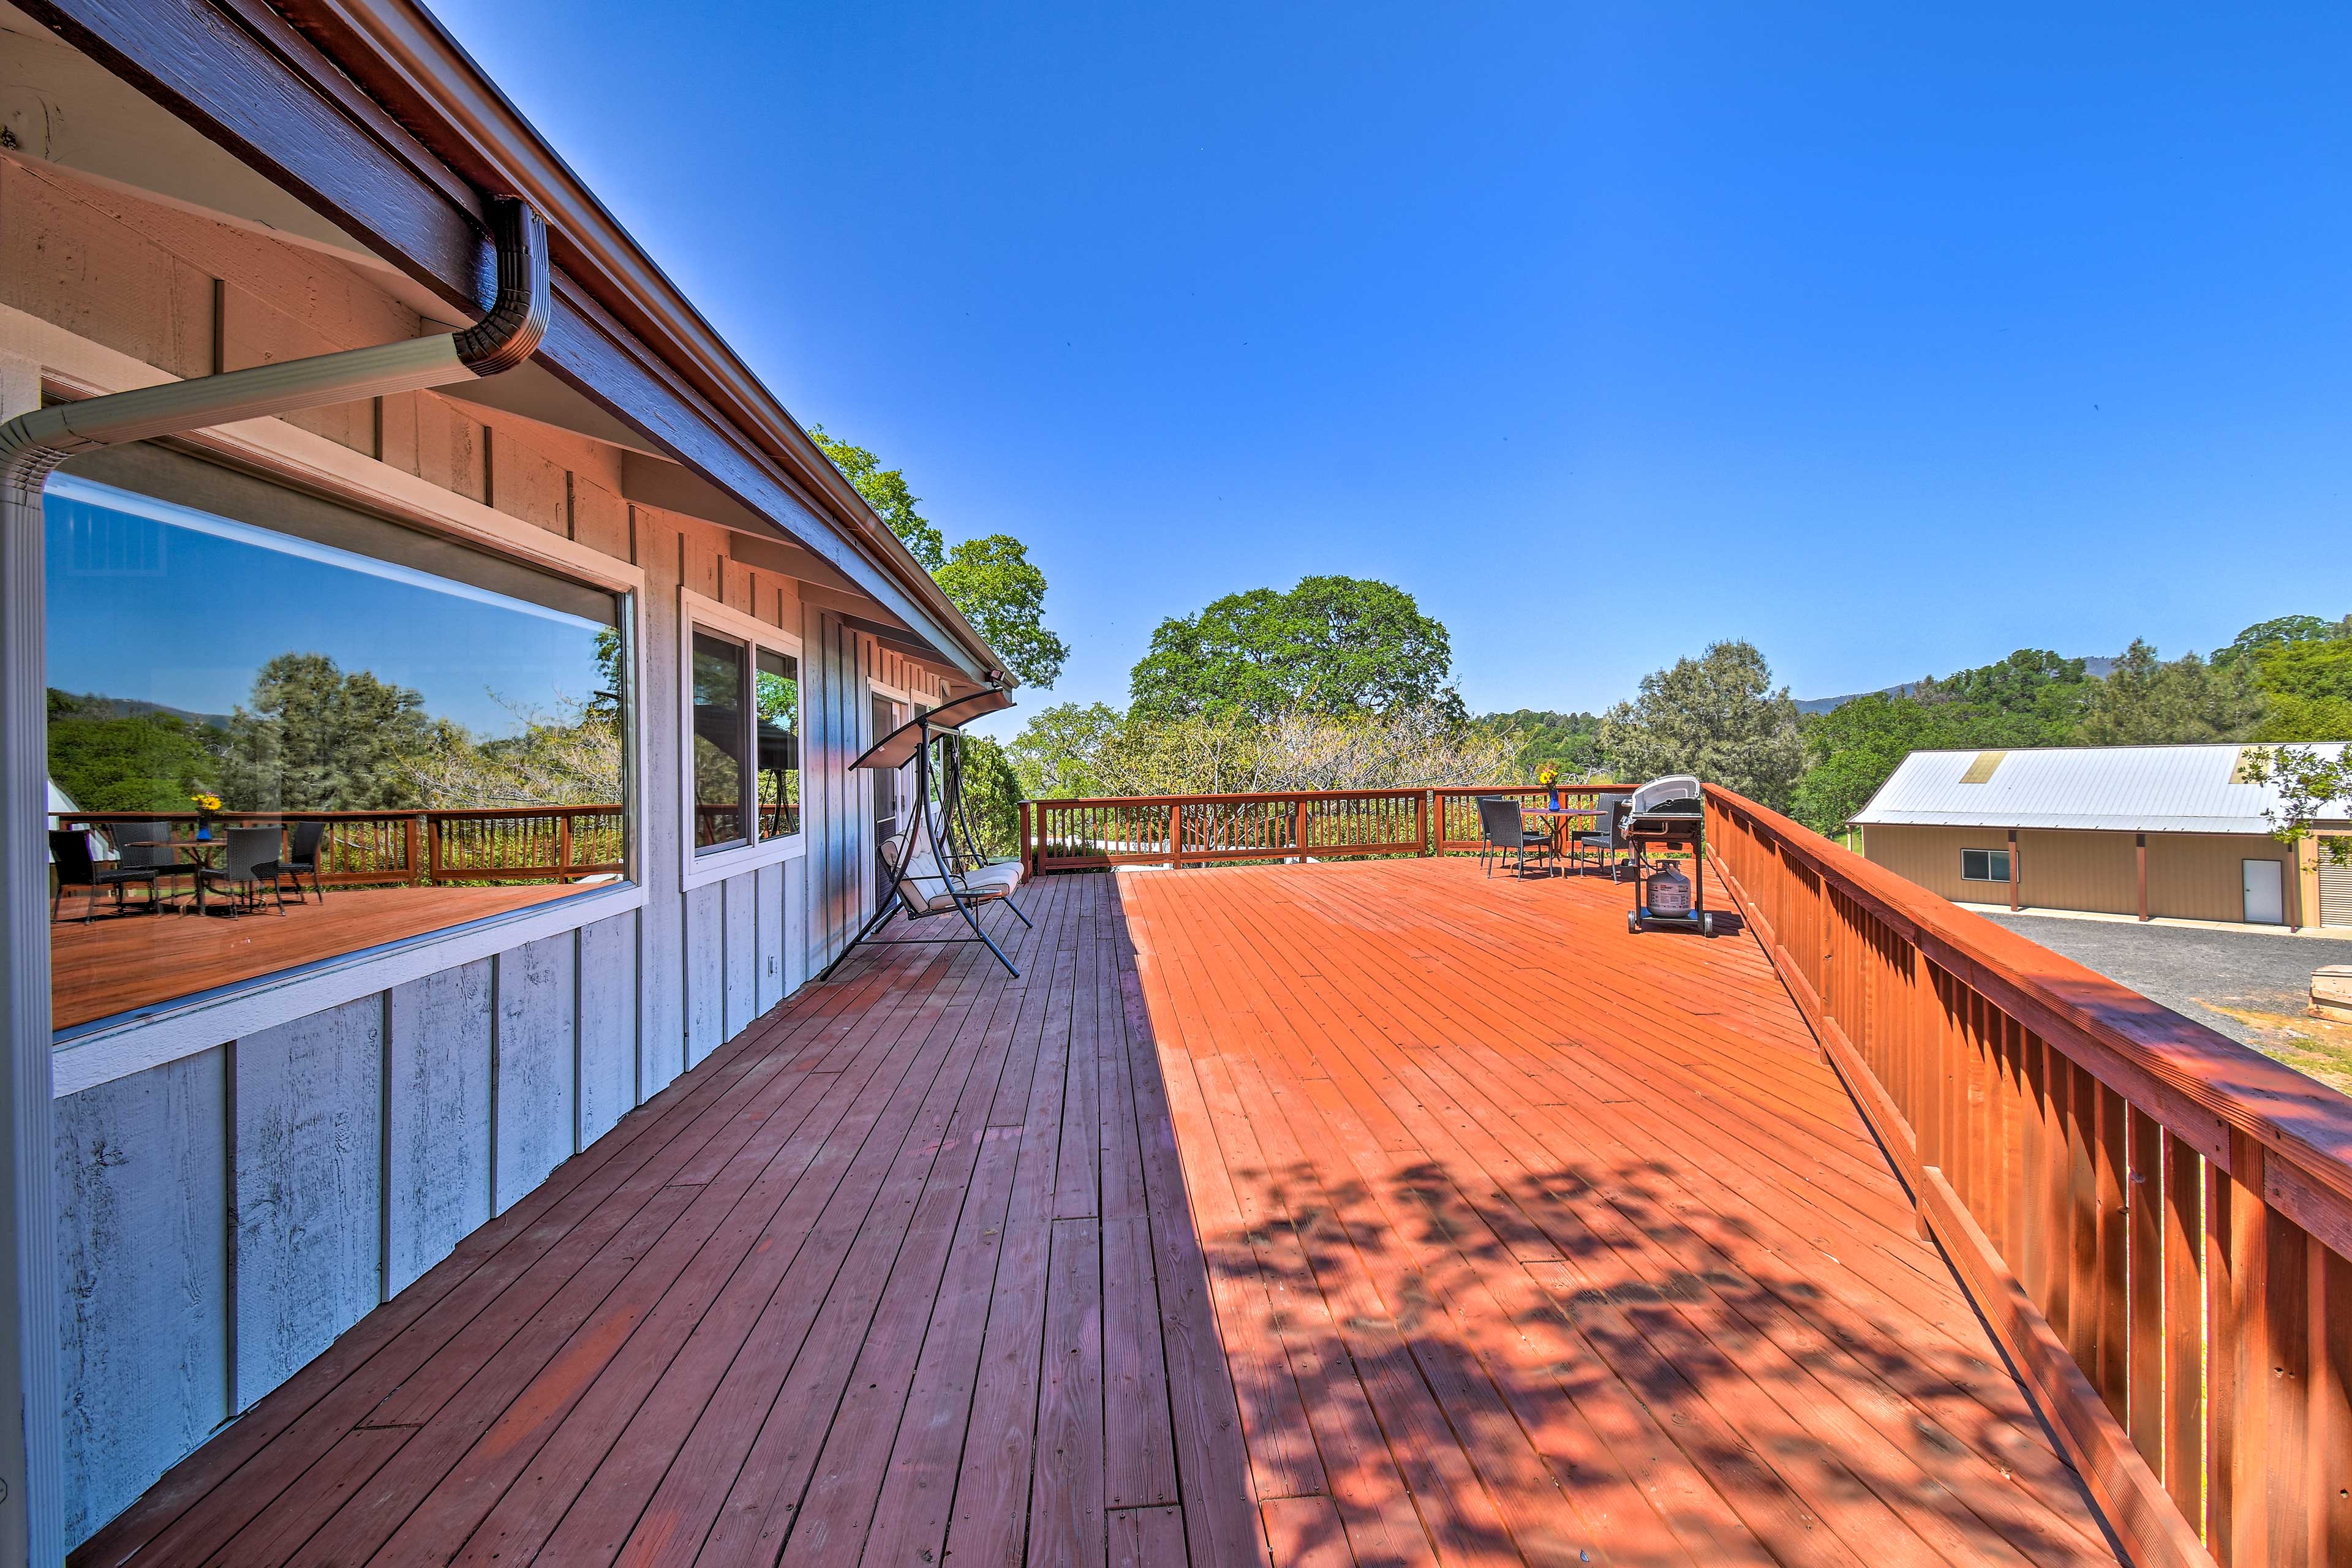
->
[126,831,283,914]
[1516,801,1600,864]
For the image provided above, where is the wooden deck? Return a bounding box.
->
[72,859,2119,1567]
[50,881,593,1030]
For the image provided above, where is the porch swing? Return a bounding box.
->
[819,687,1033,979]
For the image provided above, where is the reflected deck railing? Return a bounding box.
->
[1019,782,2352,1568]
[58,806,631,886]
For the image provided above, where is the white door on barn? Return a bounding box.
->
[2242,858,2285,925]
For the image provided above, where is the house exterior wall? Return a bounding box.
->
[1862,822,2308,925]
[4,155,943,1543]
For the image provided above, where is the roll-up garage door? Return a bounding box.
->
[2323,847,2352,927]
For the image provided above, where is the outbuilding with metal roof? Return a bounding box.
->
[1853,743,2351,927]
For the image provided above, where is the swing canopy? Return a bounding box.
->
[848,687,1014,772]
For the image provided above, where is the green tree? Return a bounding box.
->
[1597,640,1805,810]
[2212,613,2348,668]
[1915,648,2091,731]
[1129,575,1461,723]
[1789,693,2048,835]
[1008,701,1125,797]
[2073,639,2264,745]
[217,652,434,810]
[1476,709,1604,780]
[808,426,944,567]
[45,691,222,812]
[934,535,1069,690]
[811,427,1068,688]
[951,734,1025,859]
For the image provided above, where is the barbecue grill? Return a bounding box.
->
[1623,774,1715,936]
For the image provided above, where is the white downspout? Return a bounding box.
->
[0,195,548,1564]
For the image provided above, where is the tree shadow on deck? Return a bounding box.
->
[1095,870,2121,1568]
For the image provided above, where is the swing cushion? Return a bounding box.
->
[882,834,1014,916]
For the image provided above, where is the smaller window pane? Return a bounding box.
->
[692,633,748,853]
[756,649,799,840]
[1961,848,2011,883]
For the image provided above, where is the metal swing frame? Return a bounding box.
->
[819,695,1031,981]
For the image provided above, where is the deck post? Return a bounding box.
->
[1421,790,1434,854]
[1019,800,1033,880]
[1168,803,1182,870]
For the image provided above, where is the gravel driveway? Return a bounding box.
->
[1978,912,2339,1046]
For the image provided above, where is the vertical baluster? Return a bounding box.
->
[2207,1136,2264,1561]
[2315,1243,2352,1563]
[2164,1130,2206,1529]
[2095,1085,2128,1420]
[2261,1202,2310,1568]
[2126,1106,2164,1469]
[2065,1063,2099,1376]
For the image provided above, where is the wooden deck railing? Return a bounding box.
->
[1016,783,1637,875]
[58,806,627,886]
[1703,785,2352,1568]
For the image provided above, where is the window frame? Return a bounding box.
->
[43,459,650,1069]
[679,587,804,891]
[1961,847,2013,884]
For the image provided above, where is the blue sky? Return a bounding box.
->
[430,1,2352,729]
[45,481,608,737]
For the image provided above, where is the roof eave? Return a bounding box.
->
[265,0,1008,683]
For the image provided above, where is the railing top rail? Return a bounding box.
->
[59,805,625,821]
[1431,782,1634,796]
[1032,786,1430,807]
[1703,782,2352,1209]
[1031,783,1633,810]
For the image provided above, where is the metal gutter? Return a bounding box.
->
[0,195,549,1564]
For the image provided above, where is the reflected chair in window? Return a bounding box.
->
[114,820,192,908]
[1474,796,1553,878]
[48,829,159,922]
[198,826,288,916]
[279,820,327,902]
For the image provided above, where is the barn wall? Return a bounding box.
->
[13,153,954,1544]
[1862,823,2307,925]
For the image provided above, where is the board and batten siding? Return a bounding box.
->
[17,149,959,1544]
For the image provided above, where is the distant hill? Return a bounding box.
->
[1796,655,2117,715]
[48,690,230,729]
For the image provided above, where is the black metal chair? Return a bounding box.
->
[114,820,192,908]
[198,826,288,916]
[1572,797,1630,881]
[279,820,327,902]
[49,829,159,921]
[1474,796,1553,878]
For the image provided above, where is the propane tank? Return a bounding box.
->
[1646,862,1693,917]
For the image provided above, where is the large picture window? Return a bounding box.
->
[43,461,633,1037]
[682,592,801,885]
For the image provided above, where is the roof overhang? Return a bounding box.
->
[10,0,1008,684]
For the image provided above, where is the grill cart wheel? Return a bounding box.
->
[1627,910,1640,934]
